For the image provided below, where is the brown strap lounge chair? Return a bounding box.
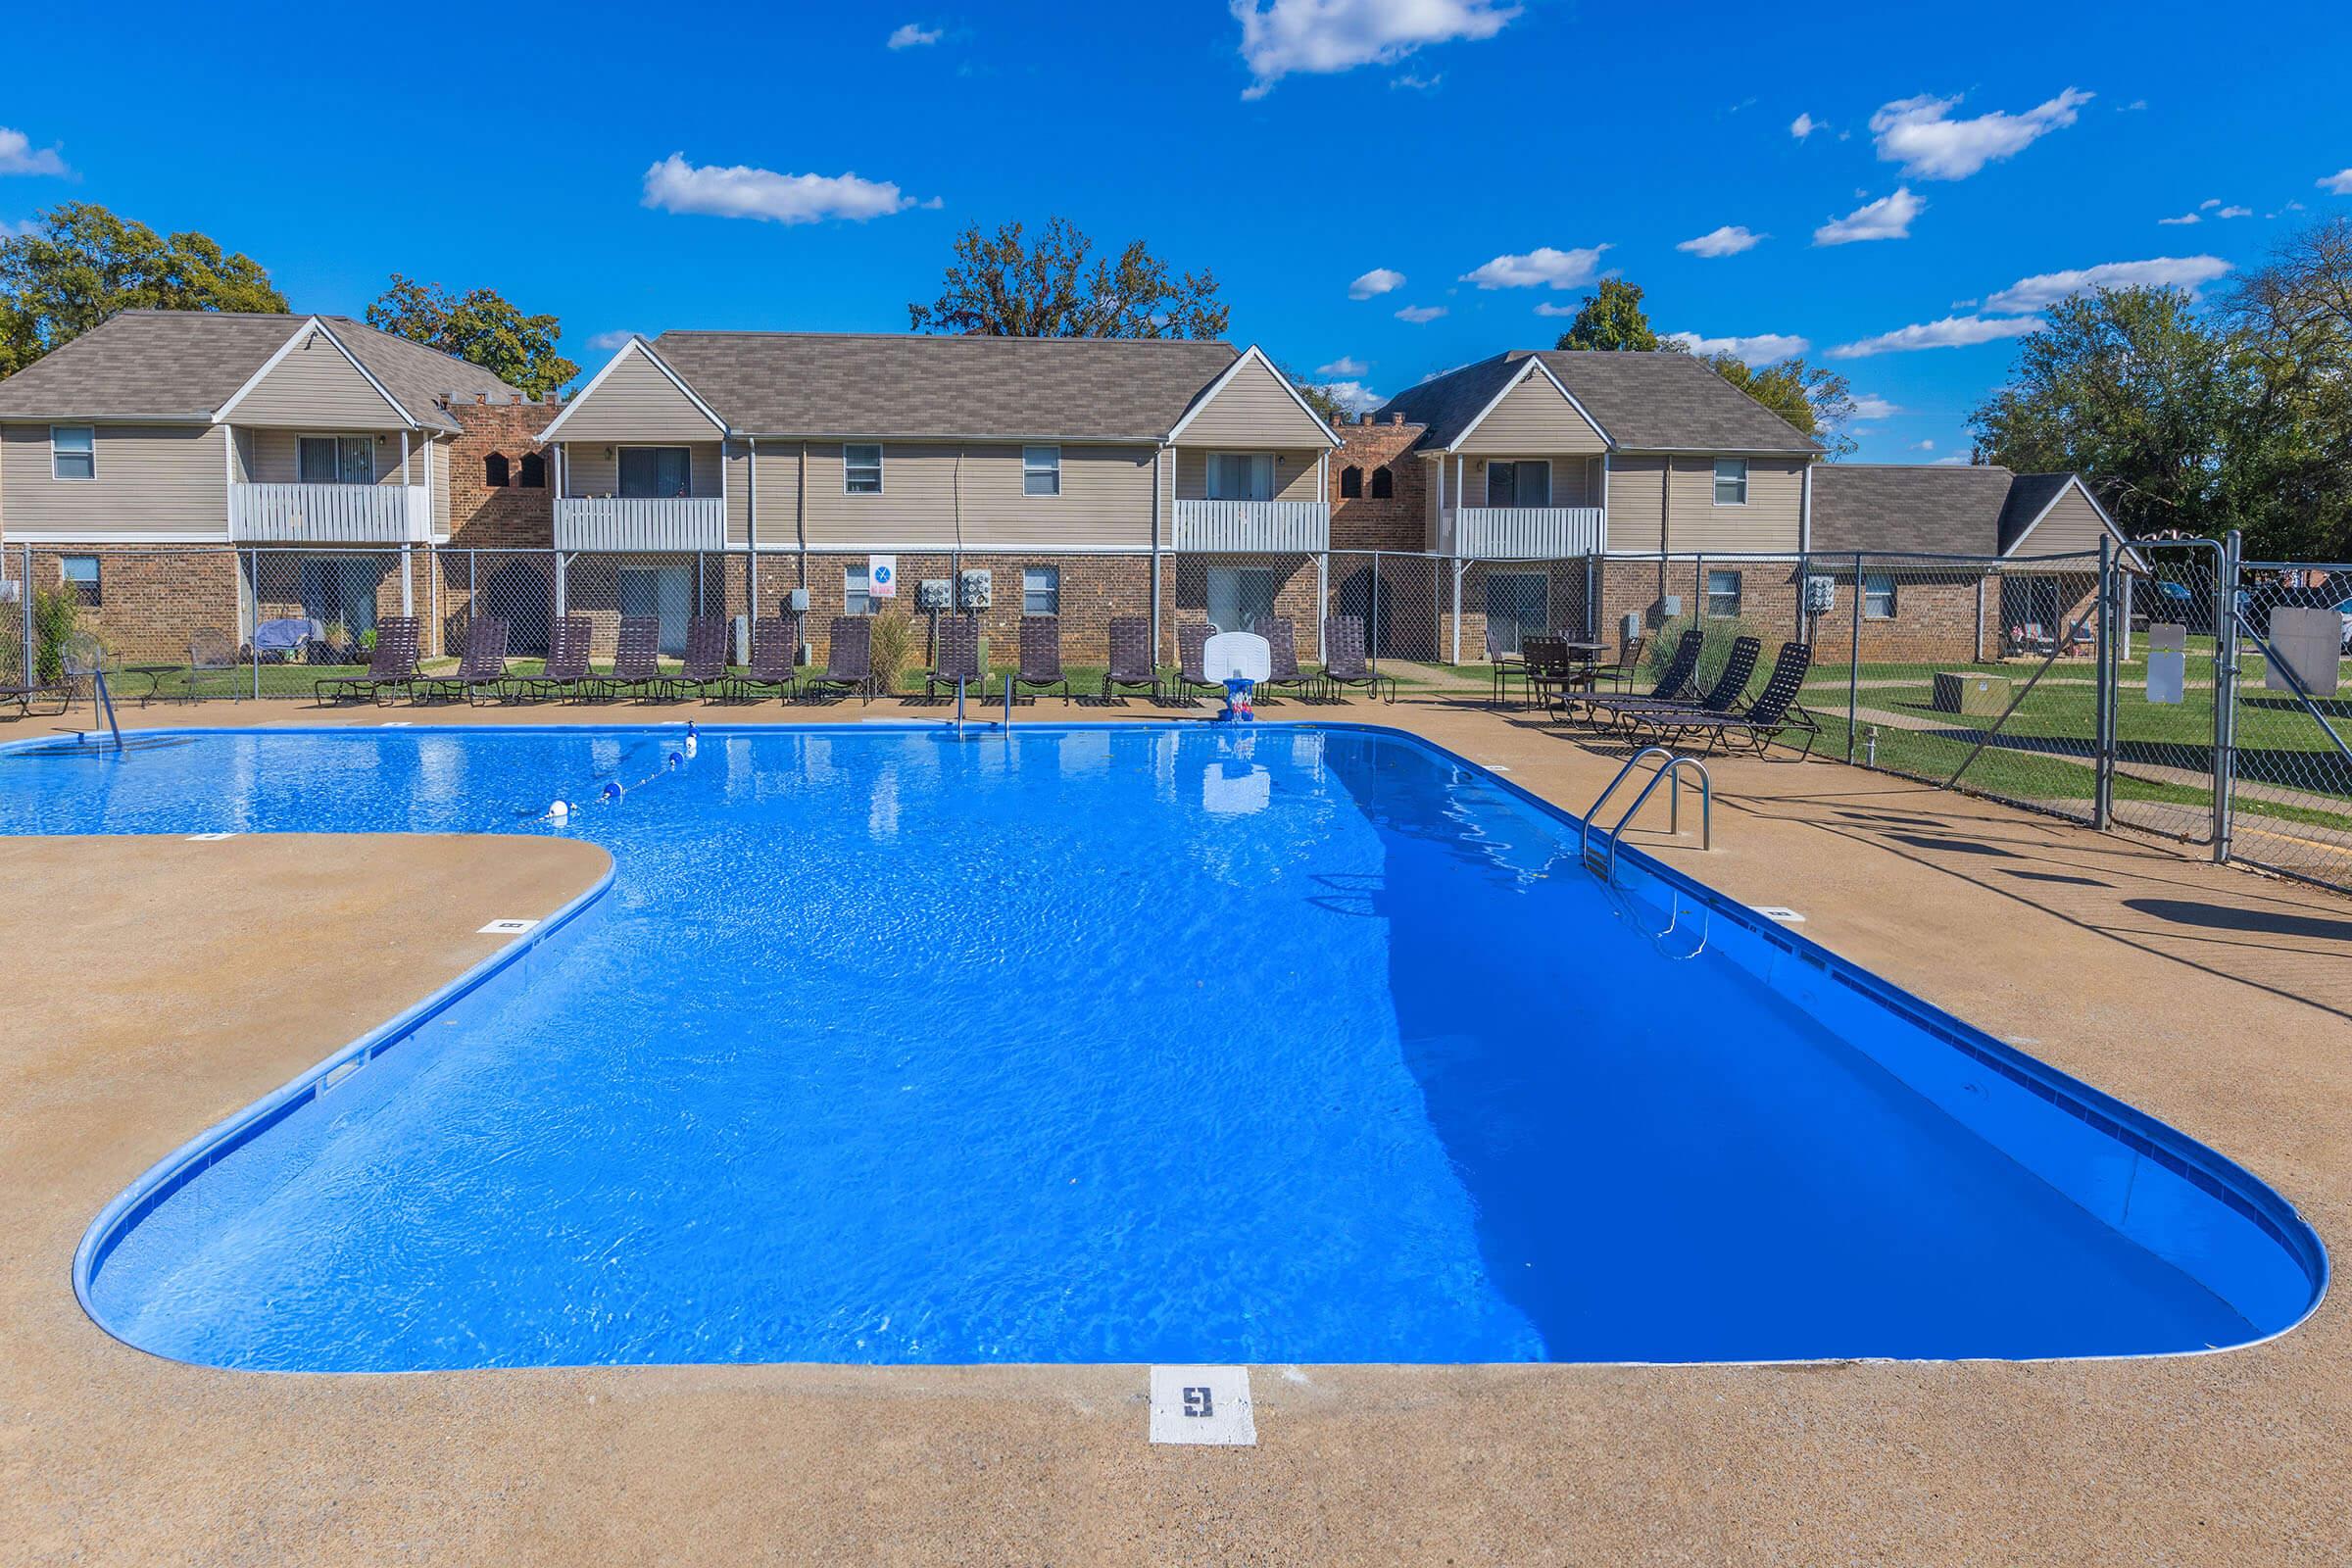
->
[1250,618,1317,702]
[607,616,663,700]
[511,614,594,701]
[735,613,802,701]
[315,615,420,705]
[1585,635,1761,733]
[1101,615,1160,702]
[804,616,872,701]
[923,612,988,702]
[1,676,72,719]
[1009,615,1069,702]
[1644,642,1821,757]
[663,615,731,700]
[1320,615,1396,703]
[1639,628,1705,704]
[1171,622,1221,704]
[416,615,511,705]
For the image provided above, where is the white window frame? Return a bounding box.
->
[1022,445,1061,498]
[1022,564,1060,616]
[1705,568,1743,619]
[845,563,872,615]
[60,554,101,606]
[1713,457,1749,507]
[1863,571,1898,620]
[50,425,95,481]
[844,443,884,496]
[299,433,377,486]
[615,444,693,500]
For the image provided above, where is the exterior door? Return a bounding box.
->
[619,564,692,655]
[1483,572,1548,654]
[1206,565,1278,633]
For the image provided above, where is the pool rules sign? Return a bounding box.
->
[867,555,897,600]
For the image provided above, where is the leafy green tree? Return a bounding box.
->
[2218,218,2352,558]
[1278,362,1354,425]
[365,276,580,398]
[1704,353,1858,458]
[907,218,1229,338]
[0,203,286,375]
[1551,279,1667,352]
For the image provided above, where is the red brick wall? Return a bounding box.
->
[1328,414,1427,552]
[442,397,561,549]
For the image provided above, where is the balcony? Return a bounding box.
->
[230,483,430,544]
[1441,506,1605,559]
[555,496,727,552]
[1171,499,1329,553]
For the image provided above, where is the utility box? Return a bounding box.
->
[1932,670,2011,715]
[959,568,993,610]
[1659,595,1683,618]
[916,578,952,611]
[2267,606,2342,697]
[786,586,809,613]
[1804,575,1838,614]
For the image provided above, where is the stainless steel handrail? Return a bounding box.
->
[1579,746,1712,882]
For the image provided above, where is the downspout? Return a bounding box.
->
[798,440,809,586]
[748,435,760,617]
[1151,446,1163,660]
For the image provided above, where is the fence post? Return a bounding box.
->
[1313,552,1326,662]
[1431,554,1442,664]
[468,549,479,640]
[1368,548,1381,671]
[1845,553,1863,764]
[427,545,441,660]
[2092,533,2115,831]
[2214,529,2242,862]
[1450,558,1464,665]
[19,543,31,689]
[248,548,262,701]
[553,550,567,619]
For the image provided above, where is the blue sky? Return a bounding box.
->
[6,0,2350,461]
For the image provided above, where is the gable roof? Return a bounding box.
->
[1375,349,1820,456]
[1164,343,1341,447]
[640,331,1242,441]
[0,309,529,431]
[1995,473,2080,554]
[1809,464,2019,554]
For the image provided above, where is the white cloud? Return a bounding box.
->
[1789,112,1820,140]
[1849,394,1902,420]
[586,330,636,352]
[2214,205,2252,219]
[1677,224,1765,258]
[2120,99,2148,112]
[886,22,942,47]
[1932,455,1971,466]
[1318,378,1386,415]
[1827,315,2045,360]
[2287,199,2308,211]
[1318,356,1369,376]
[2320,170,2352,196]
[1348,267,1404,300]
[1984,255,2231,313]
[1813,188,1923,245]
[1395,304,1447,323]
[1665,331,1809,365]
[0,127,70,177]
[2157,212,2201,225]
[1460,244,1610,289]
[2200,198,2222,210]
[1418,363,1467,383]
[1910,439,1936,453]
[1232,0,1518,98]
[641,154,920,224]
[1391,72,1442,90]
[1869,87,2092,180]
[1531,303,1578,318]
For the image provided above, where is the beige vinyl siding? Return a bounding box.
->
[801,442,1155,549]
[226,335,409,429]
[1172,356,1330,448]
[1663,456,1804,553]
[239,427,417,486]
[1605,457,1668,552]
[561,440,724,499]
[1,421,226,538]
[1459,454,1602,508]
[1171,448,1323,503]
[725,440,752,546]
[431,440,451,538]
[554,349,721,442]
[2012,483,2111,555]
[752,444,808,550]
[1452,371,1607,456]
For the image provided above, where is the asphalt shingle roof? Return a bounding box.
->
[1995,472,2080,555]
[649,331,1240,439]
[1809,464,2019,555]
[1373,349,1821,456]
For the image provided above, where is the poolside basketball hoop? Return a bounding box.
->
[1201,631,1269,725]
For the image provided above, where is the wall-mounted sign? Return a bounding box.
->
[868,555,897,600]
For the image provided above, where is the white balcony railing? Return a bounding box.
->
[555,496,727,552]
[1171,499,1329,552]
[1442,505,1605,559]
[230,483,430,543]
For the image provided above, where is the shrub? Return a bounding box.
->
[867,609,917,693]
[32,586,81,682]
[1642,612,1770,700]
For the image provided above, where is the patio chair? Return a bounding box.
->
[1171,622,1221,705]
[1008,615,1070,703]
[508,614,594,701]
[1101,615,1161,702]
[1250,617,1318,703]
[734,613,803,701]
[186,627,239,703]
[1645,642,1822,758]
[0,674,71,719]
[416,615,511,705]
[315,616,419,705]
[1522,636,1585,713]
[803,616,872,701]
[1487,621,1529,706]
[663,615,731,700]
[1320,615,1396,703]
[923,612,988,702]
[1585,635,1762,733]
[606,616,664,700]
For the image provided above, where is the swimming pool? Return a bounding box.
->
[5,722,2323,1370]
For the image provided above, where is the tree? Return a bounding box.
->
[1704,353,1859,458]
[907,217,1228,338]
[0,203,286,376]
[1551,279,1669,352]
[365,276,579,398]
[2218,218,2352,559]
[1279,362,1356,426]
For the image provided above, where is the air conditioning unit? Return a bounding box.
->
[959,568,993,610]
[916,578,953,611]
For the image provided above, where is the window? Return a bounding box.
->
[1205,452,1274,501]
[50,425,94,481]
[483,452,511,488]
[618,446,691,499]
[845,564,871,616]
[844,443,883,495]
[1023,565,1060,615]
[1713,457,1748,506]
[1483,572,1547,656]
[1021,445,1060,497]
[1486,460,1551,508]
[299,435,374,485]
[1370,465,1394,500]
[1705,569,1743,619]
[61,556,100,608]
[516,451,546,488]
[1339,465,1363,499]
[1863,571,1898,620]
[1205,564,1278,633]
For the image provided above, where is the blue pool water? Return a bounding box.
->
[3,723,2323,1370]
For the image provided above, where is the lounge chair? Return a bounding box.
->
[803,616,872,701]
[1584,635,1761,734]
[1008,615,1070,703]
[734,614,802,701]
[1171,622,1220,704]
[1320,615,1396,703]
[1583,627,1701,721]
[1101,615,1160,702]
[508,614,594,701]
[186,627,239,703]
[1250,617,1318,703]
[923,612,988,702]
[416,615,511,705]
[315,615,420,705]
[1644,642,1822,757]
[0,675,71,719]
[663,615,731,700]
[606,616,664,700]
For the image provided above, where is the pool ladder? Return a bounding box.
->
[1580,747,1712,884]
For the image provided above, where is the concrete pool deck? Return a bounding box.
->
[2,696,2347,1565]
